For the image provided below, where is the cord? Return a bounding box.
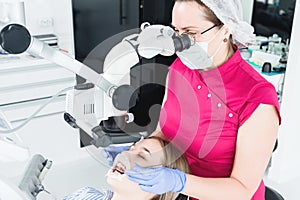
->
[35,184,58,200]
[0,86,74,134]
[42,189,58,200]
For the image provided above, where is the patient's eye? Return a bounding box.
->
[137,154,146,160]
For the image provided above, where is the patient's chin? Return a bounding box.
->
[106,169,125,181]
[106,169,129,184]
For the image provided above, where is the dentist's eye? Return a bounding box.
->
[186,31,197,36]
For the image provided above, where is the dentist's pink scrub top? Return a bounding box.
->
[159,50,281,200]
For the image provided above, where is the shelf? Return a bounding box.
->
[0,53,51,70]
[0,52,76,108]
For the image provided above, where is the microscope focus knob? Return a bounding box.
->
[0,23,31,54]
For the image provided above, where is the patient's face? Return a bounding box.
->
[106,138,165,193]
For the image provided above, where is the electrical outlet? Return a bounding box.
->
[38,17,54,27]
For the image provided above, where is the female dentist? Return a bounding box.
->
[124,0,281,200]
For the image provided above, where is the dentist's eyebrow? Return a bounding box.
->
[170,24,198,31]
[170,24,178,32]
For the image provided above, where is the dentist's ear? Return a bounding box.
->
[221,25,231,39]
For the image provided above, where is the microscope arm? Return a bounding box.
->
[0,24,116,97]
[0,23,190,97]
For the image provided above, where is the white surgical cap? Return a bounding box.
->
[201,0,255,48]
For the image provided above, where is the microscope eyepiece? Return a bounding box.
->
[173,34,191,52]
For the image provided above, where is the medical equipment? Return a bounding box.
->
[0,22,191,147]
[18,154,53,200]
[0,154,54,200]
[0,154,52,200]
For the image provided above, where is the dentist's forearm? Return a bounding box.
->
[182,174,253,200]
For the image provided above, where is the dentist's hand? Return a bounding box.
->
[125,163,187,194]
[101,145,131,167]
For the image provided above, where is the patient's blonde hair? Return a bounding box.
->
[146,136,190,200]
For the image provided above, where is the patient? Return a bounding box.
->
[63,136,190,200]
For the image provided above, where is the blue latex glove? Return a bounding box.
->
[101,145,130,166]
[126,163,187,194]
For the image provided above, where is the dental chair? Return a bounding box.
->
[176,140,284,200]
[265,186,284,200]
[265,139,284,200]
[175,186,284,200]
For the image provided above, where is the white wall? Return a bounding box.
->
[24,0,75,54]
[241,0,254,24]
[267,0,300,198]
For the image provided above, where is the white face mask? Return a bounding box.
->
[176,28,223,70]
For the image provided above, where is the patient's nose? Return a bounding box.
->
[113,152,132,171]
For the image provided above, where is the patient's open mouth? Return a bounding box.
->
[110,153,131,177]
[112,163,125,174]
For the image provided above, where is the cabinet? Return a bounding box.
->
[0,56,75,121]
